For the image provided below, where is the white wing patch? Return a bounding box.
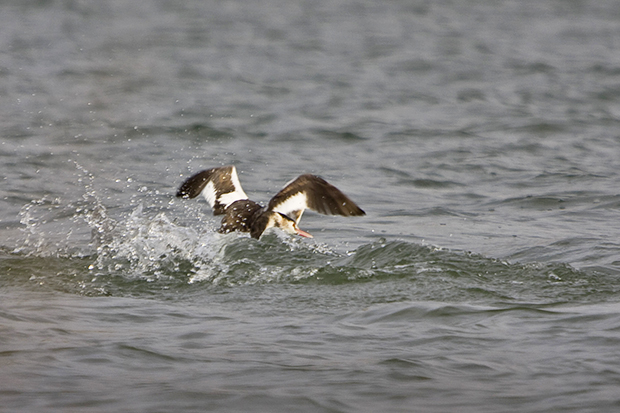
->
[219,189,248,208]
[271,192,308,223]
[200,166,248,209]
[202,181,217,209]
[226,166,248,205]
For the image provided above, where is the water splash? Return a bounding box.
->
[89,203,215,281]
[14,162,115,257]
[7,165,618,304]
[73,162,116,248]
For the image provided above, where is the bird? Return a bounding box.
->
[176,165,365,239]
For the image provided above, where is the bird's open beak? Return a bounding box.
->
[296,228,313,238]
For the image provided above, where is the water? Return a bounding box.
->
[2,0,620,411]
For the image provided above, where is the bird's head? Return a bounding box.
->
[251,211,313,239]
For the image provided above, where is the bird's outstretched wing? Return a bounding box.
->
[176,165,248,215]
[267,174,365,224]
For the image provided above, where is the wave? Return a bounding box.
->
[2,194,618,306]
[2,172,619,303]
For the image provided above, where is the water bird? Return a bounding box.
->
[176,165,365,239]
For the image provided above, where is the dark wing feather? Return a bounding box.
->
[268,174,365,222]
[176,169,217,199]
[176,166,248,215]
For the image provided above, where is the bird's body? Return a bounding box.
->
[176,166,365,239]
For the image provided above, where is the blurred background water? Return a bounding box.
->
[2,0,620,412]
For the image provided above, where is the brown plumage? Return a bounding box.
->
[176,166,365,239]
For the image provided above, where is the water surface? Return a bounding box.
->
[2,1,620,412]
